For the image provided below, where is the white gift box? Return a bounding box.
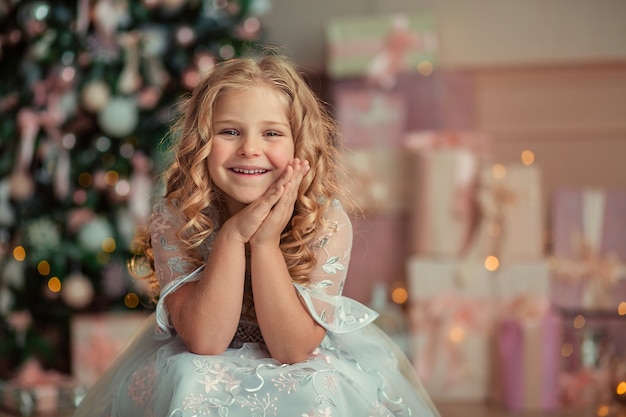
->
[406,258,550,401]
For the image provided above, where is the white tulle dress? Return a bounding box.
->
[73,199,440,417]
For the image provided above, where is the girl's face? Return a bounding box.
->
[208,84,295,214]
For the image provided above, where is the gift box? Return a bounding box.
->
[325,13,437,84]
[71,312,149,388]
[467,163,545,263]
[496,298,561,412]
[332,70,476,132]
[343,148,410,215]
[405,131,489,257]
[345,214,410,304]
[0,359,84,416]
[406,258,551,402]
[333,87,408,149]
[552,188,626,260]
[550,188,626,311]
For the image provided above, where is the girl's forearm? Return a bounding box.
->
[250,243,326,364]
[167,228,246,355]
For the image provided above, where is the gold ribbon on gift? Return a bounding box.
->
[548,234,626,310]
[549,189,626,310]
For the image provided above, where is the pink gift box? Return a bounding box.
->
[333,87,408,149]
[344,214,410,304]
[497,306,561,412]
[71,312,149,388]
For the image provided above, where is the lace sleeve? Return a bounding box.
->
[149,200,208,338]
[293,199,378,334]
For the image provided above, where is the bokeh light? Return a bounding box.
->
[48,277,62,293]
[484,255,499,272]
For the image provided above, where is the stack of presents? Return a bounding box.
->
[0,312,149,415]
[325,12,626,413]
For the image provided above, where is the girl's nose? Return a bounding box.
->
[238,135,261,157]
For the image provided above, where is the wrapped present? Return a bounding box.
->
[496,297,561,412]
[333,87,408,149]
[552,188,626,260]
[550,188,626,310]
[333,69,476,132]
[71,312,149,388]
[461,163,545,267]
[407,258,551,401]
[0,358,84,416]
[407,258,494,402]
[325,13,437,85]
[343,148,410,215]
[405,131,489,257]
[345,214,410,304]
[396,71,476,131]
[408,291,493,401]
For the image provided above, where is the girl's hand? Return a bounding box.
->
[223,165,293,243]
[249,158,309,247]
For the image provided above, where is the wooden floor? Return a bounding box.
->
[435,402,595,417]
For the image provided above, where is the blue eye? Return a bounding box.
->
[220,129,238,136]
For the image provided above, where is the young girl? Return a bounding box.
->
[73,52,440,417]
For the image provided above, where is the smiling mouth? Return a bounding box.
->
[231,168,268,174]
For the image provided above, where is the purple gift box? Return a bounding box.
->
[550,188,626,311]
[497,306,561,411]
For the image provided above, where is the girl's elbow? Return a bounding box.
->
[271,346,318,365]
[184,336,230,356]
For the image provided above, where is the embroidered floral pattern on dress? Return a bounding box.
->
[127,361,159,407]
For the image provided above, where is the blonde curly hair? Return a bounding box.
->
[131,51,352,300]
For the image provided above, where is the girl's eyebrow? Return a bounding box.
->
[214,119,290,129]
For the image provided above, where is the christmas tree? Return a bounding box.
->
[0,0,268,376]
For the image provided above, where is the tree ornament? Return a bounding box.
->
[0,289,14,316]
[81,80,111,113]
[0,180,16,225]
[97,96,139,138]
[160,0,186,13]
[118,32,143,94]
[141,0,160,10]
[8,171,35,201]
[17,1,50,37]
[77,216,115,253]
[61,272,94,309]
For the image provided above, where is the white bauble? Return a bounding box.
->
[97,96,138,138]
[61,272,94,309]
[81,80,111,113]
[77,216,114,253]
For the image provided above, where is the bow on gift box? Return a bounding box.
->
[409,292,493,389]
[550,188,626,310]
[366,15,417,89]
[504,294,550,321]
[456,168,520,287]
[555,231,626,284]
